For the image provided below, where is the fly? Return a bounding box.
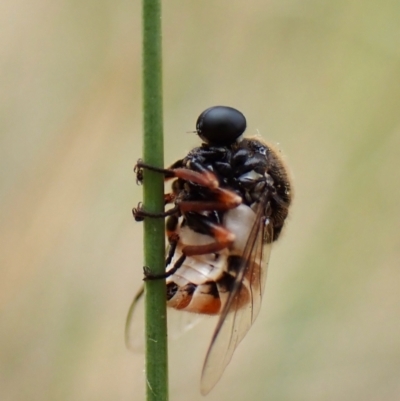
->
[126,105,292,395]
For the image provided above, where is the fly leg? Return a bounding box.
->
[135,159,218,188]
[178,187,241,213]
[133,187,241,221]
[143,254,186,281]
[132,202,179,222]
[144,214,235,280]
[142,214,182,281]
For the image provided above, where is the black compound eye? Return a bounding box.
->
[196,106,246,145]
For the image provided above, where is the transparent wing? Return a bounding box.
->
[125,284,202,352]
[200,196,273,395]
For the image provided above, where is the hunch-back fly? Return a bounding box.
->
[126,106,292,395]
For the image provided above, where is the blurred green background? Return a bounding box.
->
[1,0,400,400]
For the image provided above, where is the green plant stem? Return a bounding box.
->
[142,0,168,400]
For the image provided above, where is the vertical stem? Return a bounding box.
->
[142,0,168,400]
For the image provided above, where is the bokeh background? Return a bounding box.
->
[1,0,400,400]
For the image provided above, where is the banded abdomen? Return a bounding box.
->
[166,204,263,315]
